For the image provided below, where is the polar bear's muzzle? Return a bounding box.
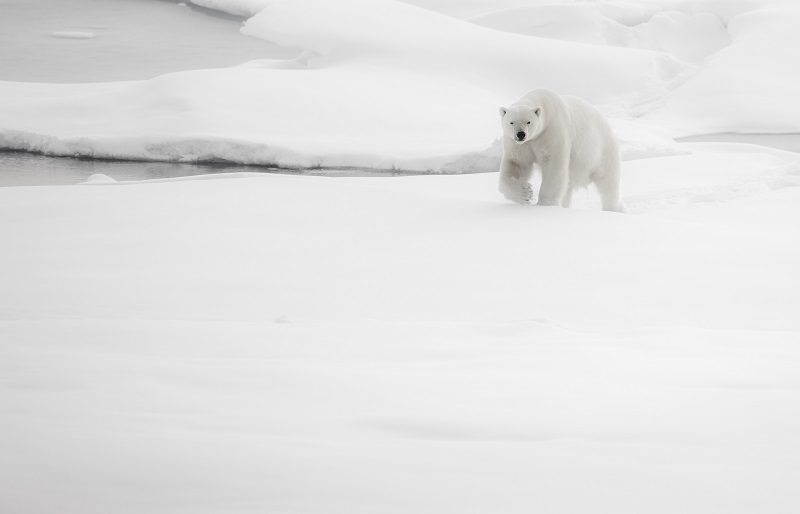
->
[515,131,526,142]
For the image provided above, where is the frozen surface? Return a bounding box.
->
[2,1,800,513]
[0,0,295,83]
[2,147,800,512]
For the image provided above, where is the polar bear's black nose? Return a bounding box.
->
[516,131,526,141]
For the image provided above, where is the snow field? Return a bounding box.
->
[2,143,798,328]
[3,317,800,513]
[2,150,800,511]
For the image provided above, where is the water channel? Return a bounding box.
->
[0,152,415,187]
[2,134,798,187]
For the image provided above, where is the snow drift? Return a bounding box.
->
[643,1,800,134]
[2,0,799,168]
[0,0,685,170]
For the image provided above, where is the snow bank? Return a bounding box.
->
[454,0,800,136]
[188,0,270,18]
[240,0,679,97]
[468,3,729,62]
[0,0,682,171]
[644,1,800,135]
[1,0,798,166]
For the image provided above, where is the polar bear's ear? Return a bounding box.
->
[499,107,507,117]
[534,107,541,117]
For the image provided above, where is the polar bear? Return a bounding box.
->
[498,88,625,212]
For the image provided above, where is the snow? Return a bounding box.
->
[2,0,800,512]
[48,31,96,39]
[83,172,117,184]
[189,0,272,17]
[468,4,730,62]
[642,1,800,135]
[3,153,800,512]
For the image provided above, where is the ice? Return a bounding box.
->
[0,0,295,83]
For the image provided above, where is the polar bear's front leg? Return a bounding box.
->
[537,171,568,206]
[498,157,534,205]
[537,151,569,207]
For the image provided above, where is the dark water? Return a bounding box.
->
[2,134,799,187]
[0,152,414,187]
[0,152,241,186]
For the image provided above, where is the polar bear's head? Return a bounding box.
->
[499,105,541,143]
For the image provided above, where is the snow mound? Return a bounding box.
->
[469,3,730,62]
[468,4,729,61]
[644,1,800,135]
[0,0,682,171]
[1,0,797,167]
[469,4,627,46]
[635,11,729,62]
[241,0,681,104]
[83,173,117,184]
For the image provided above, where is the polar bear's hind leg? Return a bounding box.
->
[594,169,626,213]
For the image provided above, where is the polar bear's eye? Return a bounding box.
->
[509,122,514,125]
[527,122,531,125]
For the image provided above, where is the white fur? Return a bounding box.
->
[498,88,626,212]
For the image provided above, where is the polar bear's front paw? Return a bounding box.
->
[519,183,534,204]
[500,179,533,205]
[508,184,533,205]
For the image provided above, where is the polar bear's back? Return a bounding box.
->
[562,95,620,185]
